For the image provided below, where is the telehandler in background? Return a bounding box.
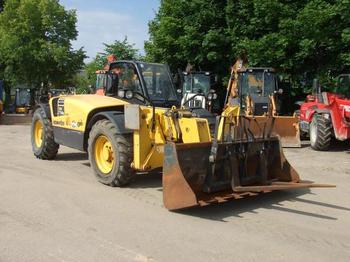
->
[31,60,333,210]
[227,59,301,147]
[180,70,218,110]
[299,75,350,151]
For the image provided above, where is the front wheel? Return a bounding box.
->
[88,119,135,187]
[31,107,59,159]
[310,114,332,151]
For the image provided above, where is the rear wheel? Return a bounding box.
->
[31,107,59,159]
[88,119,134,187]
[310,114,332,151]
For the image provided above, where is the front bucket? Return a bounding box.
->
[162,138,333,210]
[242,116,301,148]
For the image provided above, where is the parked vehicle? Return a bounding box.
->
[299,75,350,151]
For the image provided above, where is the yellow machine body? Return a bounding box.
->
[49,94,211,172]
[50,95,129,132]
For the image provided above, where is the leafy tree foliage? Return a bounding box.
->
[145,0,230,77]
[0,0,4,12]
[146,0,350,91]
[0,0,85,90]
[85,37,140,87]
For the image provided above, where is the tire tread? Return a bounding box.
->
[88,119,134,187]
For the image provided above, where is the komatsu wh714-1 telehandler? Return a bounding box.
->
[31,60,333,210]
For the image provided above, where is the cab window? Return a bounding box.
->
[110,63,142,93]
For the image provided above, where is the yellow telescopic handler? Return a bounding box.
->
[31,60,334,210]
[227,59,301,148]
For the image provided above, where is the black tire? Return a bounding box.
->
[310,114,332,151]
[31,107,59,159]
[88,119,135,187]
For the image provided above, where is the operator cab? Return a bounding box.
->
[181,71,218,109]
[95,61,179,108]
[237,68,280,115]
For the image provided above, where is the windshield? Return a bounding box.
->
[239,71,276,97]
[17,89,31,106]
[96,73,107,90]
[139,63,177,101]
[183,74,210,94]
[338,75,350,98]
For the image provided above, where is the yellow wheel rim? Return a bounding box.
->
[94,135,115,174]
[34,120,43,148]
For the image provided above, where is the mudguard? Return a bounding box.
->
[36,103,51,119]
[87,111,132,135]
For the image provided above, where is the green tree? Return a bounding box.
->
[145,0,231,76]
[227,0,350,86]
[85,37,140,86]
[147,0,350,93]
[0,0,85,91]
[0,0,4,12]
[73,73,90,94]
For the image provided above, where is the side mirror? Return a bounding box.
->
[211,75,218,86]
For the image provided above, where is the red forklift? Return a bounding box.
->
[299,75,350,150]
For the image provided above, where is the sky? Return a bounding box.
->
[60,0,160,61]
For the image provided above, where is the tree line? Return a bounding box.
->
[0,0,85,105]
[146,0,350,93]
[0,0,349,104]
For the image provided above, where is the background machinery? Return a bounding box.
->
[299,75,350,151]
[31,60,332,210]
[227,60,301,147]
[14,88,34,114]
[180,70,218,111]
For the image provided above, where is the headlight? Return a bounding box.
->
[118,90,125,98]
[125,90,134,99]
[207,93,213,100]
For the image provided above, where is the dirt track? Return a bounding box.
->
[0,124,349,262]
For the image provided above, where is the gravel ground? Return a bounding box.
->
[0,124,349,262]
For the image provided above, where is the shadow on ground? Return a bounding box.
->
[130,172,163,189]
[328,140,350,152]
[301,140,350,152]
[128,172,347,222]
[52,151,349,222]
[55,152,88,161]
[175,189,349,222]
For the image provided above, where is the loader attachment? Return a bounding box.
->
[241,116,301,148]
[162,137,332,210]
